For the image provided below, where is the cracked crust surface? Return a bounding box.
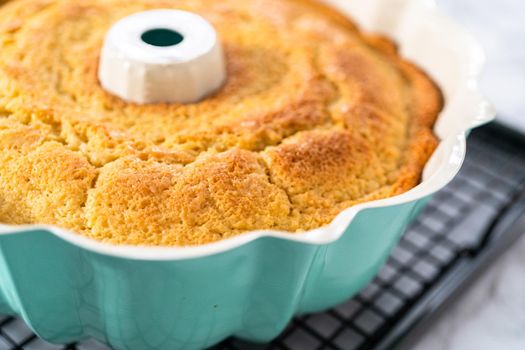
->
[0,0,443,246]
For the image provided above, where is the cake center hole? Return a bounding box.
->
[141,28,184,47]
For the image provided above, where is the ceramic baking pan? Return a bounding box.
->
[0,0,494,349]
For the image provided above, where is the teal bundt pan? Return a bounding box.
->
[0,0,494,349]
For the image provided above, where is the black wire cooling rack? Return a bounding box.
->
[1,123,525,350]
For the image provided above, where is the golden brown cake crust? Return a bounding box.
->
[0,0,443,246]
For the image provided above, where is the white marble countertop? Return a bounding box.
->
[413,1,525,349]
[414,235,525,350]
[436,0,525,132]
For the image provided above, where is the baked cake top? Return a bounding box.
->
[0,0,442,246]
